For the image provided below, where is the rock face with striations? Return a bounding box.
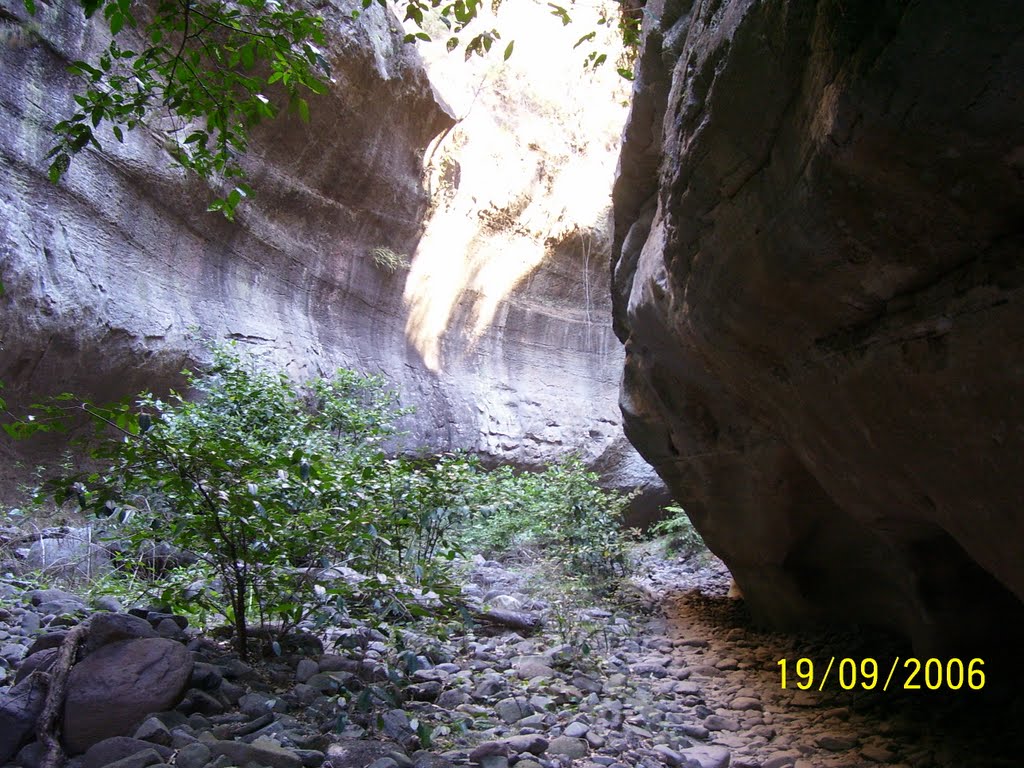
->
[0,0,660,501]
[612,0,1024,650]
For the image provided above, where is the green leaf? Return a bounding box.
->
[547,3,572,25]
[306,78,328,95]
[503,40,514,61]
[23,0,36,15]
[48,153,70,184]
[112,125,124,142]
[574,31,596,49]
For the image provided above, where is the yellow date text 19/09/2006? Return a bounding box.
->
[777,658,985,692]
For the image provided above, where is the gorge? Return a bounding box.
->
[1,0,1023,765]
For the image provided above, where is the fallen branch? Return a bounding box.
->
[37,618,91,768]
[473,609,543,635]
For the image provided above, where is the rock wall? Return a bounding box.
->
[0,0,660,501]
[613,0,1024,651]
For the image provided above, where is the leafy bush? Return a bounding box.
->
[40,345,462,657]
[650,504,707,557]
[457,457,633,586]
[14,343,638,650]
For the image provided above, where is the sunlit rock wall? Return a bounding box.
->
[0,0,660,502]
[401,1,658,497]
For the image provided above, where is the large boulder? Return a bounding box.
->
[62,638,193,754]
[612,0,1024,651]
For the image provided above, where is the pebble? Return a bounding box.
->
[548,736,589,759]
[0,547,1013,768]
[563,721,589,738]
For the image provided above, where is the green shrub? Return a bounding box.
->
[650,504,707,557]
[17,342,638,649]
[40,344,460,658]
[457,457,633,586]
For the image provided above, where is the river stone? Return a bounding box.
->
[24,529,110,582]
[495,696,533,723]
[469,742,509,763]
[503,735,548,755]
[547,737,588,759]
[513,659,556,680]
[680,745,731,768]
[174,742,212,768]
[82,613,158,657]
[96,748,164,768]
[25,630,69,657]
[133,717,172,746]
[62,638,194,754]
[652,745,685,767]
[295,658,319,682]
[563,721,589,738]
[81,737,174,768]
[0,675,47,764]
[381,709,415,745]
[209,737,301,768]
[27,588,85,606]
[15,741,45,768]
[14,647,58,684]
[703,714,740,732]
[436,689,470,709]
[325,740,406,768]
[1,643,28,664]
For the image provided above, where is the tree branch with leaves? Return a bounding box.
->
[24,0,640,218]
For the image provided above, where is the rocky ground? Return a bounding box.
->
[2,536,1023,768]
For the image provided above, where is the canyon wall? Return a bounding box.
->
[0,0,659,502]
[612,0,1024,650]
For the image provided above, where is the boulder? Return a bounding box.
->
[62,638,193,754]
[81,612,158,657]
[0,675,47,764]
[208,737,301,768]
[81,737,174,768]
[14,647,58,685]
[23,528,110,582]
[612,0,1024,651]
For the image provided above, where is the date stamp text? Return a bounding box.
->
[777,657,985,691]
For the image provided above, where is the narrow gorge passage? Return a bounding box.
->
[1,0,1022,767]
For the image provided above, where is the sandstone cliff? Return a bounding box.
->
[613,0,1024,651]
[0,0,659,501]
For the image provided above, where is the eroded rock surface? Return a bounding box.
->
[0,0,660,502]
[612,0,1024,650]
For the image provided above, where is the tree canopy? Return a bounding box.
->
[21,0,640,218]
